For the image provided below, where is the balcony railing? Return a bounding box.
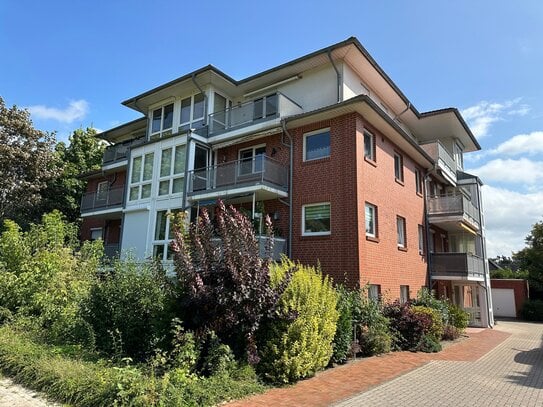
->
[427,193,480,230]
[81,186,125,213]
[431,252,485,279]
[102,137,145,165]
[421,141,457,184]
[207,92,302,137]
[187,156,288,196]
[104,243,121,259]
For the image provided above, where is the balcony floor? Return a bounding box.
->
[188,184,287,204]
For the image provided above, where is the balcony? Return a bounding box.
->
[427,193,480,232]
[102,137,145,166]
[421,141,457,185]
[187,156,288,202]
[431,253,485,280]
[81,186,124,216]
[207,92,303,139]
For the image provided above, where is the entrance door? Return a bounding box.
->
[453,284,482,326]
[192,145,210,192]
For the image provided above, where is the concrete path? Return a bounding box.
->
[336,320,543,407]
[0,377,59,407]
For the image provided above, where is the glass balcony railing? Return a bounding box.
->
[102,137,145,165]
[431,252,485,279]
[427,192,480,230]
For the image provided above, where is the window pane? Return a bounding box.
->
[253,98,263,119]
[305,131,330,161]
[180,97,191,123]
[172,177,183,194]
[141,183,151,198]
[193,93,205,119]
[254,147,266,172]
[131,156,142,183]
[364,132,373,160]
[397,217,405,246]
[153,244,165,260]
[174,147,186,174]
[160,148,172,177]
[240,149,253,175]
[304,204,330,233]
[129,186,139,201]
[163,104,173,130]
[152,108,162,133]
[265,94,278,117]
[96,182,108,201]
[155,211,167,240]
[168,209,182,239]
[143,153,154,181]
[365,204,375,236]
[394,154,403,181]
[159,180,170,195]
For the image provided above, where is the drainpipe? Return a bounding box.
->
[181,130,193,212]
[393,102,411,121]
[423,171,433,291]
[191,74,208,125]
[477,182,494,327]
[327,50,342,103]
[281,119,293,258]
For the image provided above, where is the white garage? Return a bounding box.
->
[492,288,516,318]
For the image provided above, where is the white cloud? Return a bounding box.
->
[491,131,543,156]
[27,99,89,123]
[461,98,530,138]
[482,185,543,257]
[467,158,543,185]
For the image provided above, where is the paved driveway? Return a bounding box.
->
[335,320,543,407]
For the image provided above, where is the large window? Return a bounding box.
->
[365,202,378,238]
[129,152,154,201]
[239,145,266,175]
[303,129,330,161]
[158,145,186,196]
[153,209,183,260]
[302,203,331,235]
[394,152,404,182]
[364,130,375,161]
[397,216,406,248]
[150,103,174,139]
[179,93,205,133]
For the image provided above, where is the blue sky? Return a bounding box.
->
[1,1,542,257]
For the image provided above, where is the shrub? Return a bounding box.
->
[520,299,543,321]
[411,306,443,343]
[447,303,470,331]
[442,324,461,340]
[353,289,391,356]
[383,301,432,351]
[331,286,355,364]
[171,201,289,364]
[81,260,175,361]
[415,335,442,353]
[412,287,449,324]
[258,259,339,383]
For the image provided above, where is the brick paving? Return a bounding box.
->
[227,325,513,407]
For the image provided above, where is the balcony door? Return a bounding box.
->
[239,145,266,177]
[193,145,210,192]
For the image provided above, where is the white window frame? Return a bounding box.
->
[415,168,423,195]
[418,225,425,254]
[397,215,406,248]
[303,128,331,162]
[129,152,154,201]
[368,284,381,303]
[400,285,410,304]
[179,93,205,133]
[152,208,184,261]
[96,181,109,201]
[394,152,404,182]
[158,144,186,197]
[90,227,103,241]
[365,202,377,238]
[150,103,174,140]
[363,130,375,161]
[238,144,266,175]
[302,202,331,236]
[454,142,464,170]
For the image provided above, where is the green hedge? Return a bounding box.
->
[520,300,543,321]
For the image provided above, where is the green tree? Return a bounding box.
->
[36,127,104,223]
[514,221,543,296]
[0,97,58,226]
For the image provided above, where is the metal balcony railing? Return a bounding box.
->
[431,252,485,279]
[427,193,481,229]
[104,243,121,259]
[207,92,302,137]
[187,156,288,195]
[102,137,145,164]
[81,186,125,213]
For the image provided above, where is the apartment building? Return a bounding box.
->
[80,37,494,327]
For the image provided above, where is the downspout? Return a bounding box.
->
[327,50,342,103]
[477,182,494,327]
[393,102,411,121]
[191,74,208,125]
[281,119,293,258]
[181,130,193,212]
[423,171,433,290]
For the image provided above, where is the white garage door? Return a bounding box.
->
[492,288,516,318]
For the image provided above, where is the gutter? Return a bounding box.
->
[281,119,294,258]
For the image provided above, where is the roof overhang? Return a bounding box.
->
[96,117,147,143]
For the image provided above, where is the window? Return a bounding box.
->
[400,285,410,304]
[453,142,464,170]
[394,152,404,182]
[418,225,425,254]
[302,203,331,235]
[150,103,174,139]
[153,209,183,261]
[179,93,205,133]
[239,145,266,175]
[304,129,330,161]
[365,203,377,238]
[129,152,154,201]
[158,145,186,196]
[397,216,406,248]
[90,228,102,241]
[368,284,381,303]
[96,181,109,201]
[364,130,375,161]
[415,168,423,195]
